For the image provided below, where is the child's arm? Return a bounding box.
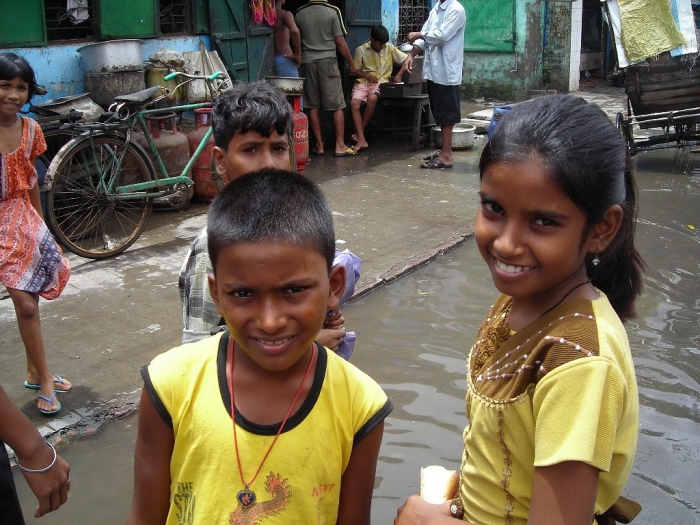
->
[28,160,44,221]
[126,388,174,525]
[393,55,414,84]
[336,422,384,525]
[528,461,598,525]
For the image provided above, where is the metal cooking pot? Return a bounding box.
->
[77,39,144,74]
[266,76,306,95]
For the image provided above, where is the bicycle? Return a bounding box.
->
[44,71,228,260]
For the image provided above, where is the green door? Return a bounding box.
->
[344,0,381,56]
[209,0,274,82]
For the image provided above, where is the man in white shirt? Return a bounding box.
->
[408,0,466,169]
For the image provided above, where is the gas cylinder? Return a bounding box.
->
[133,113,190,176]
[132,112,192,210]
[187,108,218,202]
[289,96,309,171]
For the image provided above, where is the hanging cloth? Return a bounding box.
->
[66,0,89,24]
[264,0,277,26]
[251,0,264,25]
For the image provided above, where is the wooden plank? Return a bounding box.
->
[637,79,700,95]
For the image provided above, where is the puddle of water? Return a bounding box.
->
[15,150,699,523]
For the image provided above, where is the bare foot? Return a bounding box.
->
[350,134,359,143]
[352,140,369,152]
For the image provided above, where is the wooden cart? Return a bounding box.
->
[617,52,700,156]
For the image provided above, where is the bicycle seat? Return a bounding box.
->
[114,86,163,104]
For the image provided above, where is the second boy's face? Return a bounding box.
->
[212,128,290,183]
[370,38,386,53]
[208,241,345,372]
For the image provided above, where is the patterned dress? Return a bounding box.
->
[0,117,70,299]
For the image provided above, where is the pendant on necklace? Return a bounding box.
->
[237,486,256,507]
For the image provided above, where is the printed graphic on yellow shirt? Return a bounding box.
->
[229,472,292,525]
[174,481,196,524]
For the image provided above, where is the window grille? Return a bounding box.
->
[398,0,428,44]
[45,0,95,42]
[160,0,190,34]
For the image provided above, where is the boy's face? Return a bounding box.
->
[369,38,386,53]
[208,241,345,372]
[212,128,290,183]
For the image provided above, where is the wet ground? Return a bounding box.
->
[4,82,700,522]
[13,145,700,524]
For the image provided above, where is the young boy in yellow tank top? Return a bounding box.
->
[127,169,392,525]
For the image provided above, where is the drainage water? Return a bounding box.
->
[15,150,700,523]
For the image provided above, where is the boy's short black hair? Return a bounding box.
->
[0,53,39,103]
[212,81,292,149]
[207,169,336,272]
[370,25,390,44]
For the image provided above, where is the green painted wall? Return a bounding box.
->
[461,0,545,101]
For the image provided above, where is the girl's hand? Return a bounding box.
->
[19,453,70,517]
[395,495,454,525]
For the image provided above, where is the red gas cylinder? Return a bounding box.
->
[133,112,190,176]
[187,108,218,202]
[290,96,309,171]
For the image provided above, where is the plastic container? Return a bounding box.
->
[487,106,512,139]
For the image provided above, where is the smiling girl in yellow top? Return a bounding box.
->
[396,94,646,525]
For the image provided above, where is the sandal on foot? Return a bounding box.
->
[37,392,61,415]
[311,149,325,156]
[24,374,72,393]
[334,147,357,157]
[420,157,453,169]
[421,150,441,161]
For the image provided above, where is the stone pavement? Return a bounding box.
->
[0,81,626,444]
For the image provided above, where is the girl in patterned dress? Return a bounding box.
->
[396,95,646,524]
[0,53,71,415]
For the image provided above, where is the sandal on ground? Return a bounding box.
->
[421,150,441,161]
[37,392,62,415]
[334,147,357,157]
[420,157,453,169]
[311,148,325,156]
[24,374,72,393]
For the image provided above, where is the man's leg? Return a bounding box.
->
[309,108,324,154]
[439,124,454,165]
[333,109,348,155]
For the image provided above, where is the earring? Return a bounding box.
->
[592,252,600,266]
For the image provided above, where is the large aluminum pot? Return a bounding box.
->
[266,76,305,96]
[433,123,475,150]
[77,39,144,74]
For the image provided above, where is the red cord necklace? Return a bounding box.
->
[229,337,316,508]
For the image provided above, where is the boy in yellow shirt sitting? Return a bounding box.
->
[350,25,412,152]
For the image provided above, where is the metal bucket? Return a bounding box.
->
[83,70,145,109]
[77,39,144,73]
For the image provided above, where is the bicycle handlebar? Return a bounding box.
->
[163,71,226,82]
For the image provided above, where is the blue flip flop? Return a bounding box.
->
[24,374,71,393]
[37,392,62,416]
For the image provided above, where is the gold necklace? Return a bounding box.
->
[229,337,315,508]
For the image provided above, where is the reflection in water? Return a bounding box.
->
[15,151,699,524]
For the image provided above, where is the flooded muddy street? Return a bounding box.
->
[15,149,699,524]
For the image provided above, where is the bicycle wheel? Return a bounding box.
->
[47,134,155,259]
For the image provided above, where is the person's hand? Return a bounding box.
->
[367,73,379,84]
[348,65,359,76]
[294,54,302,67]
[407,32,422,44]
[395,495,452,525]
[18,450,70,517]
[393,73,403,83]
[324,309,345,329]
[317,327,347,351]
